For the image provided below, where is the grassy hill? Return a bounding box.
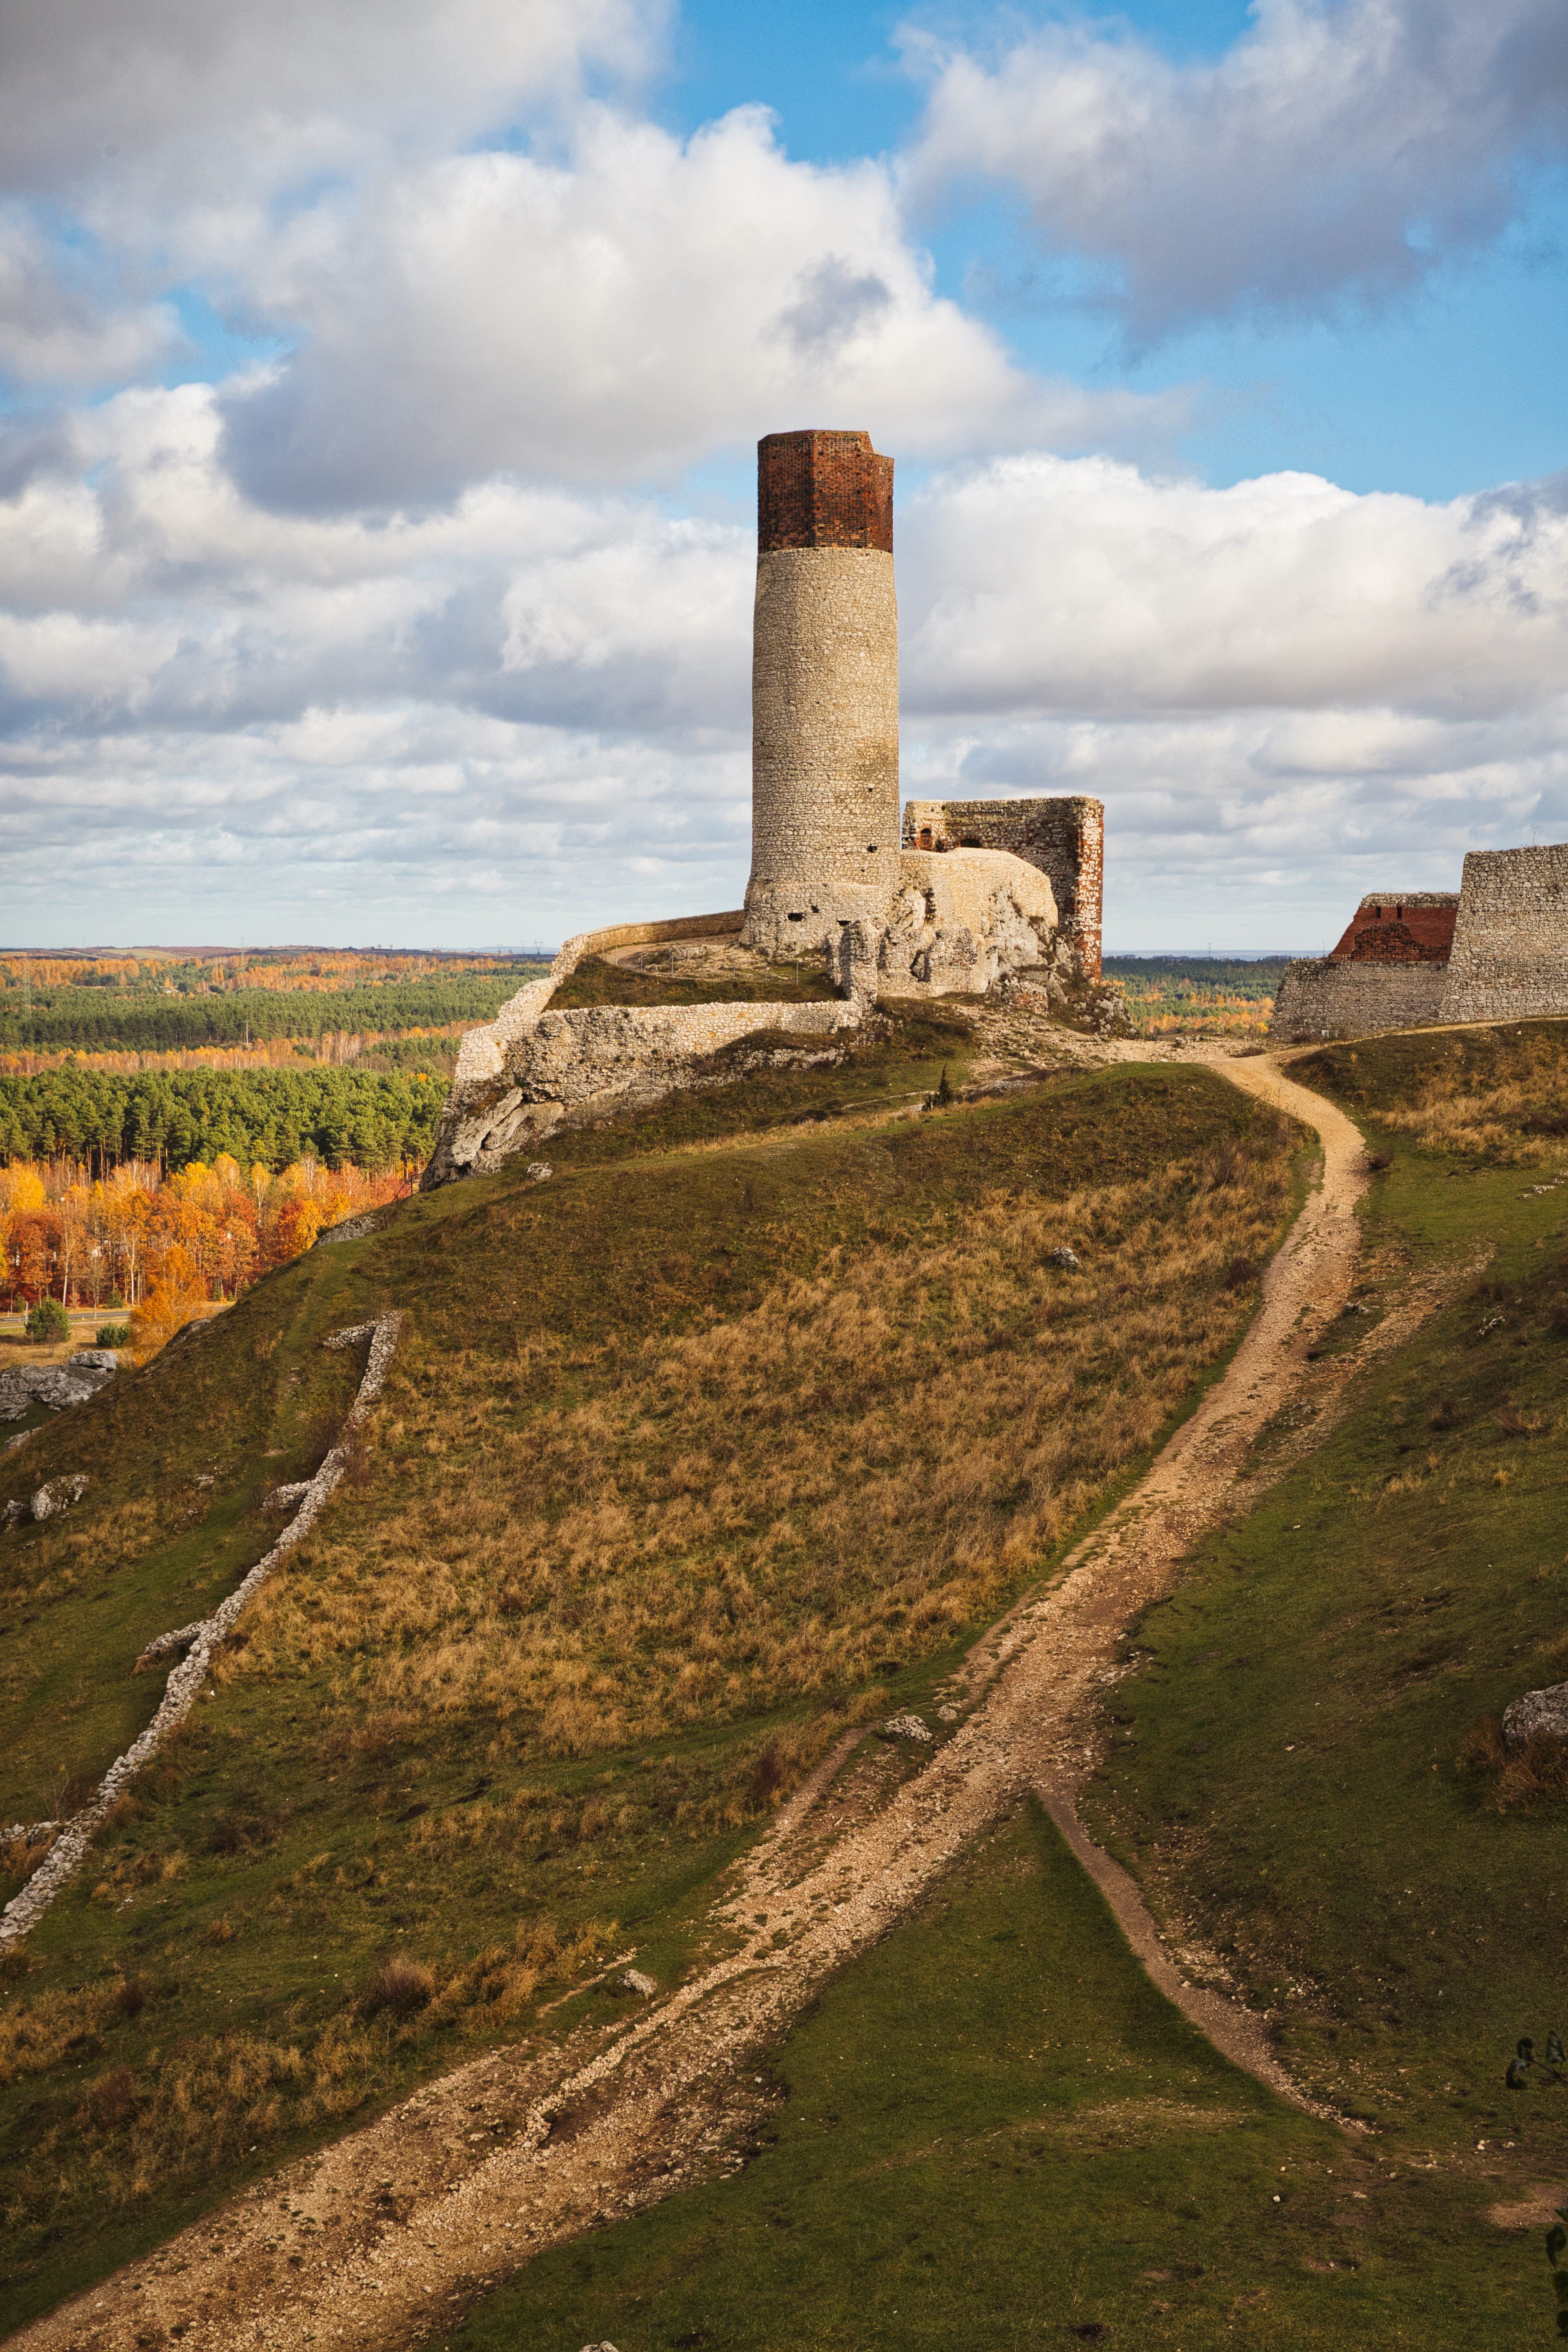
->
[401,1024,1568,2352]
[0,1012,1299,2327]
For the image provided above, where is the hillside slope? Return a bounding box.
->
[0,1018,1298,2327]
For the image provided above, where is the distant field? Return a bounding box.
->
[1105,955,1295,1034]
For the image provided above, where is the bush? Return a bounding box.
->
[362,1956,436,2016]
[24,1298,70,1344]
[95,1322,131,1348]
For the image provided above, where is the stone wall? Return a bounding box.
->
[1270,958,1448,1040]
[901,797,1104,976]
[425,996,863,1186]
[1440,845,1568,1021]
[454,910,744,1084]
[874,848,1060,998]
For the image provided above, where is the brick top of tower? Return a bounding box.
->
[758,430,893,554]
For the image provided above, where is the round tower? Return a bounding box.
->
[742,429,900,961]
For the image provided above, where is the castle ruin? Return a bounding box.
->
[1272,846,1568,1038]
[424,429,1113,1184]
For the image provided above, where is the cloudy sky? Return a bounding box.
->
[2,0,1565,951]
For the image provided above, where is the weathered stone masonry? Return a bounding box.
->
[426,425,1119,1183]
[744,431,901,960]
[902,797,1104,978]
[1272,850,1568,1038]
[1441,845,1568,1022]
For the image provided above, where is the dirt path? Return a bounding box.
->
[13,1053,1381,2352]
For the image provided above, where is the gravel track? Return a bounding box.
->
[13,1051,1383,2352]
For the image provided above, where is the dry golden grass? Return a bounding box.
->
[1377,1075,1568,1167]
[0,1914,608,2232]
[235,1138,1292,1757]
[1297,1025,1568,1168]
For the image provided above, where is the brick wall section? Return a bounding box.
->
[1441,844,1568,1020]
[1328,892,1458,962]
[901,797,1104,976]
[1270,959,1448,1040]
[758,430,893,553]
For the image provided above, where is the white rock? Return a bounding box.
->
[882,1713,934,1743]
[1503,1683,1568,1745]
[620,1968,657,1998]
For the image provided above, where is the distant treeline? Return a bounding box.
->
[1102,957,1295,1000]
[0,972,540,1053]
[0,1066,450,1174]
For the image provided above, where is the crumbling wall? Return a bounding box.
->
[873,848,1060,998]
[425,996,863,1186]
[1440,846,1568,1022]
[1270,958,1448,1040]
[454,910,744,1084]
[1328,892,1457,963]
[901,797,1103,976]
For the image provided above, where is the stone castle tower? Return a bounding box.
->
[742,430,900,958]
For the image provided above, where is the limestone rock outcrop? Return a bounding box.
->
[0,1350,118,1422]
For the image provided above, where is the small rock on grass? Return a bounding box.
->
[620,1968,657,1997]
[1047,1245,1080,1269]
[881,1713,934,1743]
[1503,1683,1568,1744]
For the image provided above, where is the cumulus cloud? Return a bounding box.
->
[897,452,1568,719]
[905,0,1568,340]
[219,107,1182,506]
[0,0,659,201]
[3,392,1566,946]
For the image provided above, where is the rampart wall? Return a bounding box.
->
[1439,846,1568,1021]
[1270,958,1448,1040]
[454,909,744,1083]
[426,995,861,1186]
[901,797,1103,976]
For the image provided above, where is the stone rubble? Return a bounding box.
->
[0,1315,404,1953]
[3,1473,91,1528]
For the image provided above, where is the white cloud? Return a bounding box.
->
[905,0,1568,340]
[897,452,1568,721]
[0,0,661,202]
[3,392,1566,946]
[219,107,1183,505]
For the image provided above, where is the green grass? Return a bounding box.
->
[550,953,840,1010]
[0,1045,1299,2325]
[1075,1024,1568,2213]
[425,1803,1545,2352]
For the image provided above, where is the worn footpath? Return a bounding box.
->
[15,1051,1405,2352]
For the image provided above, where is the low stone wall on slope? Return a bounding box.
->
[424,995,863,1187]
[1440,845,1568,1022]
[1270,958,1448,1040]
[454,910,746,1085]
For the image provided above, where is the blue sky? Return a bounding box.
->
[0,0,1564,950]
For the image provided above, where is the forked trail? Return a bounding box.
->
[16,1055,1381,2352]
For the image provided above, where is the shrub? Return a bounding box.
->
[1225,1255,1260,1291]
[362,1957,436,2016]
[24,1298,70,1344]
[95,1321,131,1347]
